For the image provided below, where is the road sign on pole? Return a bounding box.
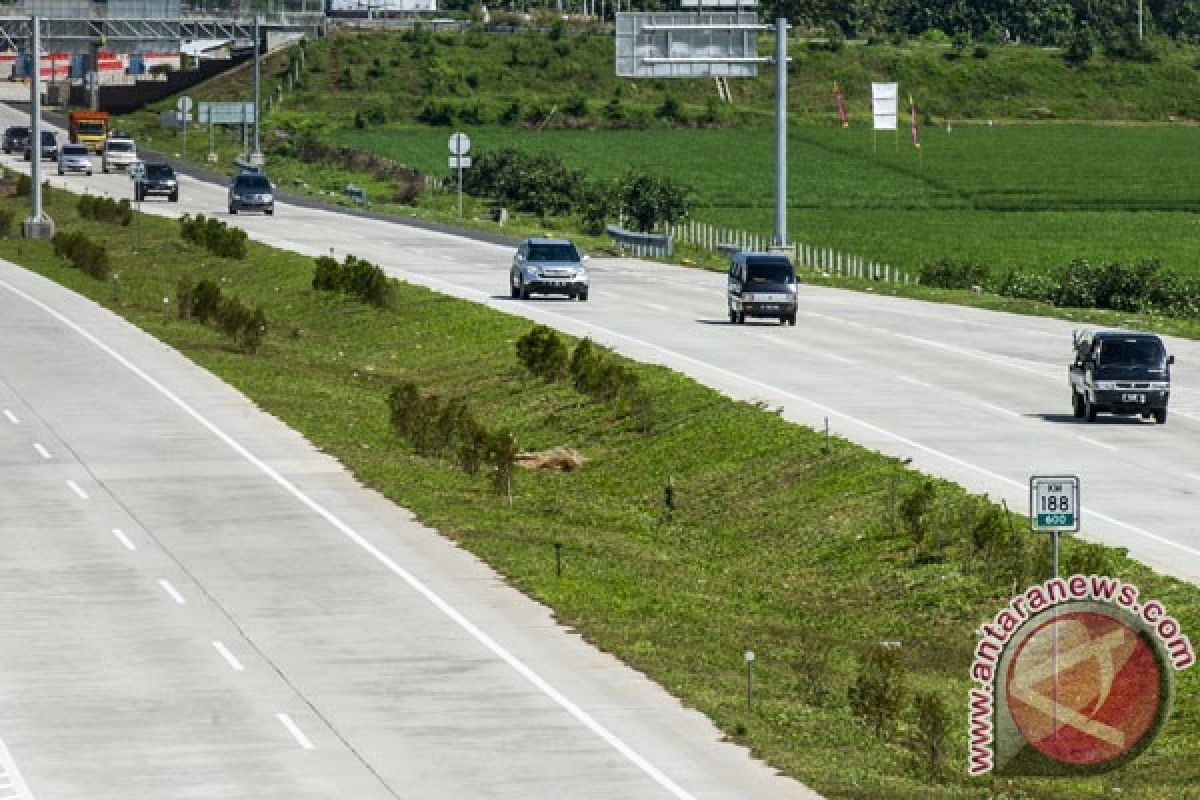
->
[177,96,193,154]
[449,132,471,217]
[1030,474,1080,580]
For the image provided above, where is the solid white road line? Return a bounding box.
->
[213,641,245,672]
[32,442,51,460]
[1077,435,1119,452]
[641,302,670,313]
[0,277,704,800]
[65,480,88,500]
[3,409,17,424]
[898,376,932,388]
[0,736,36,800]
[276,713,315,750]
[158,579,186,605]
[974,400,1021,418]
[111,528,137,552]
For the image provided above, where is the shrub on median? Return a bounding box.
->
[175,277,267,352]
[312,253,392,307]
[77,193,132,226]
[180,213,248,259]
[51,230,111,280]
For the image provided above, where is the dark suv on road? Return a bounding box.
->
[1069,330,1173,424]
[135,162,179,202]
[2,125,29,155]
[23,131,58,162]
[228,170,275,215]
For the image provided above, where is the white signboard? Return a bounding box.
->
[448,132,471,156]
[615,12,761,78]
[177,95,193,114]
[871,82,898,131]
[1029,475,1080,533]
[448,156,471,168]
[198,102,256,125]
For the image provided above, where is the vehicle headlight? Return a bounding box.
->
[1095,381,1120,390]
[1148,381,1170,391]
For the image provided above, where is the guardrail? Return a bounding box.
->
[606,225,673,258]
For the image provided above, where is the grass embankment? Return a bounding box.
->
[115,29,1200,289]
[3,179,1198,798]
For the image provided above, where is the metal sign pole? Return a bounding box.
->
[773,17,786,247]
[23,14,53,239]
[457,159,463,217]
[252,14,263,164]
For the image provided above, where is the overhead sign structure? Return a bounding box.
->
[871,82,898,130]
[1030,476,1080,533]
[615,12,763,78]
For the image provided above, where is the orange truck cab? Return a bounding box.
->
[67,111,109,153]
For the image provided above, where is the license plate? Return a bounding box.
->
[760,304,778,310]
[1122,393,1145,403]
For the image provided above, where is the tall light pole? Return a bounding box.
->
[23,15,54,240]
[773,18,787,247]
[1138,0,1144,40]
[251,14,263,165]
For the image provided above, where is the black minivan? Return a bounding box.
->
[727,252,798,325]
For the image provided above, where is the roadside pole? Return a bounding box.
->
[251,14,263,165]
[773,18,787,247]
[23,14,53,239]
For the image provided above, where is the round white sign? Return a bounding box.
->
[448,132,471,156]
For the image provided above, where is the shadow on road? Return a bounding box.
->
[1032,413,1151,426]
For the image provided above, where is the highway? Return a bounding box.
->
[1,102,1199,794]
[0,117,817,797]
[11,107,1192,584]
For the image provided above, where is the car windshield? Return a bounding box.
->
[528,243,579,262]
[745,257,794,285]
[8,127,28,137]
[146,165,174,179]
[1098,338,1165,367]
[62,145,88,156]
[41,132,55,144]
[237,175,271,190]
[77,122,105,135]
[107,141,133,152]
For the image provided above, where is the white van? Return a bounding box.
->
[101,136,137,173]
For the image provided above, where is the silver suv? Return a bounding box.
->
[510,238,589,301]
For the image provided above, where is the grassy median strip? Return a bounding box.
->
[3,180,1198,798]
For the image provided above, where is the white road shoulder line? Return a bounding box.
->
[898,376,932,388]
[276,713,315,750]
[0,279,702,800]
[3,409,17,424]
[641,301,670,313]
[974,400,1021,418]
[1077,435,1119,452]
[65,480,88,499]
[111,528,137,552]
[32,442,51,460]
[158,579,186,605]
[213,641,245,672]
[0,736,36,800]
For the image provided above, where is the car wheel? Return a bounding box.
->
[102,166,108,173]
[579,290,588,302]
[787,314,797,326]
[1071,391,1085,419]
[736,311,746,325]
[1084,395,1097,422]
[266,208,274,216]
[729,309,737,324]
[519,279,531,300]
[170,192,178,202]
[229,206,237,215]
[86,170,92,176]
[57,169,63,175]
[510,280,520,299]
[1154,408,1168,425]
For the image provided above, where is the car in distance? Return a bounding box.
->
[101,136,137,173]
[23,130,58,162]
[228,170,275,215]
[1069,330,1173,424]
[727,251,798,325]
[57,143,94,176]
[135,162,179,202]
[510,238,589,301]
[2,125,30,155]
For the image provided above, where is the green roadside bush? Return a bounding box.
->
[15,174,29,197]
[515,324,568,380]
[0,207,14,237]
[179,213,248,259]
[77,193,132,226]
[175,277,267,352]
[51,230,111,280]
[387,381,516,492]
[312,253,392,307]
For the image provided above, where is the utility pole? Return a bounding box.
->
[773,18,787,247]
[23,15,53,240]
[251,14,263,165]
[1138,0,1144,40]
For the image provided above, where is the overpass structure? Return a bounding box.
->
[0,1,325,51]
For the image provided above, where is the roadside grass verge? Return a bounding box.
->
[2,177,1198,797]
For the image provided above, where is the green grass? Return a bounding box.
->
[5,179,1199,798]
